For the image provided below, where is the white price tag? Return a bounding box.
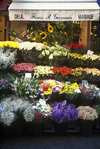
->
[87,49,94,55]
[82,80,88,84]
[25,73,32,79]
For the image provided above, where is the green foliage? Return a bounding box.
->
[90,36,100,54]
[9,22,82,46]
[12,76,40,100]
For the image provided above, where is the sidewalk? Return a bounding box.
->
[0,132,100,149]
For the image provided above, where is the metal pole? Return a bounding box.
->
[87,21,90,51]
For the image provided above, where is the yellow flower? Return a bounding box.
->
[55,41,58,46]
[32,38,36,41]
[40,32,47,39]
[43,42,47,46]
[48,24,53,33]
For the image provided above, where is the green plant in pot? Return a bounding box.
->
[77,106,98,137]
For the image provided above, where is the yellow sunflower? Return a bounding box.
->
[48,24,53,33]
[55,41,58,46]
[43,42,47,46]
[40,32,47,39]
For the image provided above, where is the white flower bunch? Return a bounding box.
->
[83,54,100,61]
[34,65,54,78]
[1,111,17,126]
[11,98,29,113]
[23,105,35,122]
[0,48,17,69]
[19,42,47,51]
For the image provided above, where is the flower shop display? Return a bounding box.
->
[33,65,54,79]
[39,45,69,66]
[64,82,81,106]
[18,42,47,63]
[39,79,65,103]
[13,63,36,73]
[77,106,98,137]
[0,41,19,49]
[0,73,13,95]
[69,67,87,83]
[23,99,51,137]
[12,76,40,101]
[67,43,86,54]
[51,67,72,81]
[0,96,29,136]
[9,22,82,46]
[78,83,100,106]
[50,100,78,136]
[0,48,17,72]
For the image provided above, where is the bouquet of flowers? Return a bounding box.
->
[23,99,51,123]
[79,83,100,100]
[0,48,17,71]
[39,79,65,102]
[77,106,98,121]
[32,99,51,123]
[50,100,78,123]
[51,67,72,81]
[67,43,86,54]
[64,82,81,102]
[0,73,13,95]
[12,76,40,100]
[12,63,36,73]
[0,97,29,126]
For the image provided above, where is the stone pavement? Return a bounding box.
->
[0,132,100,149]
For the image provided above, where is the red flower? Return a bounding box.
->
[35,112,42,119]
[43,86,48,91]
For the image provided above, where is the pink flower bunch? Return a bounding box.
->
[67,43,85,50]
[13,63,36,72]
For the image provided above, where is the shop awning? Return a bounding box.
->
[9,0,100,21]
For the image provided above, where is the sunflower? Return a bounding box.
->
[43,42,47,46]
[40,32,47,39]
[55,41,58,46]
[48,24,53,33]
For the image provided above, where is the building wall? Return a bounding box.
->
[79,21,91,46]
[10,21,27,33]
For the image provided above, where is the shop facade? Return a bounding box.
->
[8,0,100,47]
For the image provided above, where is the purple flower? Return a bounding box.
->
[1,79,3,82]
[50,101,78,123]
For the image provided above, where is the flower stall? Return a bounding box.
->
[0,0,100,137]
[0,40,100,137]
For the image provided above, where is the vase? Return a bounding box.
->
[11,117,24,137]
[0,122,4,137]
[80,119,93,137]
[78,94,94,107]
[54,122,67,137]
[32,123,44,137]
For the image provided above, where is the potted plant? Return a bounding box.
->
[39,79,65,103]
[0,96,29,137]
[64,82,81,107]
[78,83,100,106]
[12,75,40,102]
[77,106,98,137]
[23,99,51,137]
[50,100,78,136]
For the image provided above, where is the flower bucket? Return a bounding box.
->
[80,120,93,137]
[54,122,67,137]
[32,123,44,137]
[11,117,24,137]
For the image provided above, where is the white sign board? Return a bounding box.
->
[9,10,99,21]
